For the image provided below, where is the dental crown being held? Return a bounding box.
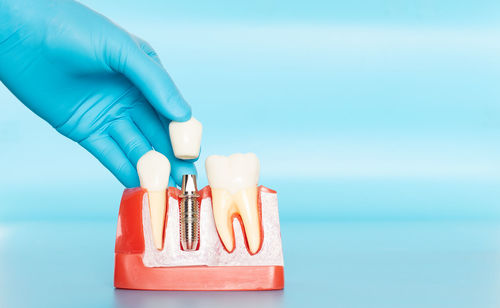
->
[114,116,284,291]
[169,117,203,160]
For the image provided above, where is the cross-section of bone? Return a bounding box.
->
[142,187,284,267]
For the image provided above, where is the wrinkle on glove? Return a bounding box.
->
[0,0,197,187]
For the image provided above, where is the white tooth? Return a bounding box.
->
[137,150,170,250]
[169,117,203,160]
[206,153,261,254]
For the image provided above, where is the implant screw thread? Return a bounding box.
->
[180,175,200,251]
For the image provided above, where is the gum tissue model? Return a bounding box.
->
[114,117,284,291]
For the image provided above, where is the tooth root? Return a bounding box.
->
[147,191,167,250]
[234,187,261,254]
[211,189,236,252]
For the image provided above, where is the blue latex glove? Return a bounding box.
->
[0,0,197,187]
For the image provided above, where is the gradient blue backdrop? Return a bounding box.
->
[1,0,500,222]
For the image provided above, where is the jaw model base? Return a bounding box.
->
[114,187,284,291]
[114,254,284,291]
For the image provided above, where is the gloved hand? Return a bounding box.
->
[0,0,196,187]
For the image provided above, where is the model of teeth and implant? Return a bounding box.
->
[114,117,285,291]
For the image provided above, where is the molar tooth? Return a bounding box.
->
[137,150,170,250]
[169,117,203,160]
[206,153,262,254]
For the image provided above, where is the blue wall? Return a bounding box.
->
[1,0,500,221]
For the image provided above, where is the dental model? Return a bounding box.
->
[169,117,203,160]
[114,152,284,290]
[136,150,170,250]
[206,153,262,254]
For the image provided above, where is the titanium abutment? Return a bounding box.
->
[179,174,200,251]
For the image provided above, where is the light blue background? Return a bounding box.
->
[2,1,500,307]
[1,0,500,222]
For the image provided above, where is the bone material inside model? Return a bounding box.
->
[137,150,170,250]
[169,117,203,160]
[205,153,261,254]
[142,187,284,267]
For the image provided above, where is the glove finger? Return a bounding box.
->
[79,134,139,188]
[132,36,162,64]
[108,118,152,167]
[106,37,191,122]
[131,103,197,186]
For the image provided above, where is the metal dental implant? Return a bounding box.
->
[179,174,200,251]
